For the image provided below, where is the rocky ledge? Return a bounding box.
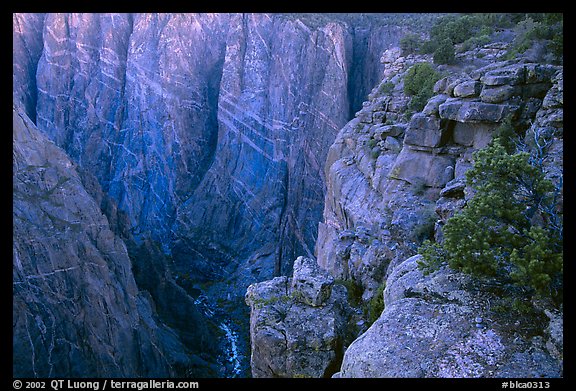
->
[335,255,562,378]
[245,256,358,378]
[247,50,563,378]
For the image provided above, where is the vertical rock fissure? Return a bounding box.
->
[274,166,290,276]
[346,26,363,119]
[14,13,424,378]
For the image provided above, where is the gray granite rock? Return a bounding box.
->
[404,113,447,148]
[453,80,481,98]
[12,13,409,290]
[246,265,355,378]
[439,177,466,198]
[423,94,449,116]
[13,106,209,377]
[439,100,519,123]
[291,256,335,307]
[481,64,527,86]
[480,85,519,103]
[338,256,562,378]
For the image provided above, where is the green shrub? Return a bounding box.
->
[459,34,491,53]
[420,13,563,64]
[420,39,438,54]
[412,204,437,242]
[366,281,386,325]
[430,15,473,45]
[433,38,456,64]
[400,33,422,55]
[418,137,563,301]
[378,81,395,95]
[505,15,563,61]
[335,278,363,308]
[403,62,440,113]
[403,62,438,96]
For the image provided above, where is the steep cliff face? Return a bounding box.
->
[13,13,44,121]
[31,13,228,254]
[247,42,563,377]
[172,15,355,283]
[14,13,410,286]
[14,12,419,377]
[13,105,212,377]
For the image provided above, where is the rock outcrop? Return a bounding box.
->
[318,57,562,302]
[336,255,562,377]
[13,105,212,377]
[245,257,357,378]
[329,59,563,378]
[249,50,563,377]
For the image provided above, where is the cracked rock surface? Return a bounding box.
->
[245,257,357,378]
[13,105,209,377]
[336,255,562,378]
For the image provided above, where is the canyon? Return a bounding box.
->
[13,12,417,377]
[13,13,562,378]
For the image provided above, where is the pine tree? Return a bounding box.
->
[419,137,562,301]
[433,38,456,65]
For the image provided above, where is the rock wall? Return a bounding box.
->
[329,58,563,378]
[13,13,411,287]
[13,13,44,122]
[13,105,212,377]
[245,257,357,378]
[317,55,562,302]
[248,46,563,377]
[13,12,420,377]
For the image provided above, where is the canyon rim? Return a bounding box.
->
[13,12,563,379]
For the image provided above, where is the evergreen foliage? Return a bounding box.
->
[366,281,386,326]
[415,13,562,64]
[505,15,563,61]
[433,38,456,64]
[403,62,440,113]
[418,135,562,302]
[400,33,422,55]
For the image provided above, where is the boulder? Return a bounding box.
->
[453,80,482,98]
[439,100,519,123]
[372,111,387,124]
[433,77,449,94]
[383,136,402,152]
[542,72,563,109]
[337,255,563,378]
[373,123,406,139]
[452,122,496,149]
[439,176,466,198]
[246,265,354,378]
[524,63,560,84]
[291,256,335,307]
[388,148,455,188]
[404,113,447,148]
[480,85,519,103]
[356,109,374,124]
[481,64,526,86]
[423,94,449,116]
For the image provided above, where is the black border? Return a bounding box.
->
[7,4,572,389]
